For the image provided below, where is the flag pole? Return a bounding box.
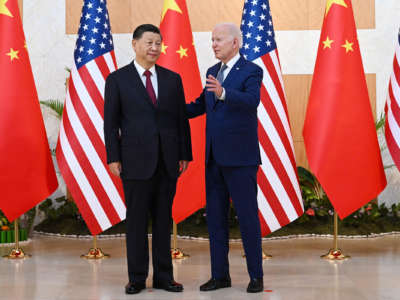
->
[3,219,30,259]
[81,235,109,259]
[68,188,108,260]
[321,212,350,260]
[171,222,189,259]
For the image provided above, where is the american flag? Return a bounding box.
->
[240,0,304,235]
[56,0,125,235]
[385,29,400,173]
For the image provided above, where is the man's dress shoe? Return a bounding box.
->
[153,280,183,292]
[199,277,231,291]
[247,278,264,293]
[125,282,146,294]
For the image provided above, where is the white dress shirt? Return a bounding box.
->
[134,60,158,98]
[219,52,241,100]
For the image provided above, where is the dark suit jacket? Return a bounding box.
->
[104,62,192,180]
[186,56,263,166]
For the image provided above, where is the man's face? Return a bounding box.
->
[212,26,237,63]
[132,31,162,66]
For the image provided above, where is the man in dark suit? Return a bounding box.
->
[186,23,264,293]
[104,24,192,295]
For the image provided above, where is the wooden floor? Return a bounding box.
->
[0,234,399,299]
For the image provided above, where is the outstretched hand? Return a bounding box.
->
[205,75,223,98]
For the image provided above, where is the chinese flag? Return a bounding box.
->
[0,0,58,221]
[303,0,386,219]
[158,0,205,223]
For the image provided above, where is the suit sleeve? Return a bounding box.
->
[186,69,209,118]
[224,66,263,109]
[177,75,193,161]
[185,89,206,119]
[104,74,121,164]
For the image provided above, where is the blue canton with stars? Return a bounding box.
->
[74,0,114,69]
[240,0,277,61]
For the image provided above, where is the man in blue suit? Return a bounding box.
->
[186,23,264,293]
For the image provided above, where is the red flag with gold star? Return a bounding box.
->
[302,0,386,219]
[158,0,205,223]
[0,0,58,221]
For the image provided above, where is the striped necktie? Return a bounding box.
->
[216,63,228,84]
[215,64,228,102]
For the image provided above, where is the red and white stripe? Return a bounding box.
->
[56,51,126,235]
[254,50,304,235]
[385,43,400,172]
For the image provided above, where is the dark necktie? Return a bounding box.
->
[144,70,157,106]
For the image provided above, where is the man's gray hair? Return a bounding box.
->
[214,23,243,48]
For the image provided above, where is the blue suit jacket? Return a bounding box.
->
[186,56,263,166]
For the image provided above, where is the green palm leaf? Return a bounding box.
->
[40,99,64,119]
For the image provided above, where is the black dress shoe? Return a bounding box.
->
[247,278,264,293]
[153,280,183,292]
[199,277,231,291]
[125,282,146,294]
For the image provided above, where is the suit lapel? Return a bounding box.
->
[208,57,246,108]
[155,65,166,108]
[129,62,156,110]
[222,56,246,89]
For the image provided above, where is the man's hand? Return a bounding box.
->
[205,75,223,98]
[179,160,189,175]
[109,162,121,177]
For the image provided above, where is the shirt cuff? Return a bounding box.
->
[218,88,226,101]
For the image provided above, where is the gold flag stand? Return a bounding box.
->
[171,222,189,259]
[81,235,109,259]
[3,219,30,259]
[321,212,350,260]
[262,250,272,260]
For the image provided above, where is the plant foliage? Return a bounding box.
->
[38,196,79,221]
[40,99,64,119]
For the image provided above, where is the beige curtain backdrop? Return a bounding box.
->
[17,0,23,18]
[66,0,374,33]
[63,0,376,167]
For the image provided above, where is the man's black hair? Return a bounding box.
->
[132,24,162,40]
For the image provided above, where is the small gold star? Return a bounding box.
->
[176,45,188,59]
[341,40,354,53]
[322,36,334,49]
[326,0,347,16]
[6,48,19,61]
[161,42,168,55]
[0,0,13,17]
[161,0,182,22]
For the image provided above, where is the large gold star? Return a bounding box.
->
[176,45,188,59]
[341,40,354,53]
[161,0,182,22]
[326,0,347,15]
[0,0,13,17]
[322,36,334,49]
[161,42,168,55]
[6,48,19,61]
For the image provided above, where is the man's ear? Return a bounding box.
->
[233,37,239,49]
